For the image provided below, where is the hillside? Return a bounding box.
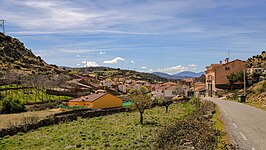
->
[247,51,266,68]
[72,67,173,83]
[0,33,60,74]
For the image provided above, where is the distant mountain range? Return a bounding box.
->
[153,71,205,80]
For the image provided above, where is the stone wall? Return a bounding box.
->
[0,108,129,137]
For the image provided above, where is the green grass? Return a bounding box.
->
[0,103,194,150]
[211,106,228,149]
[0,85,71,104]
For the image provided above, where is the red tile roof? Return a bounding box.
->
[161,82,177,86]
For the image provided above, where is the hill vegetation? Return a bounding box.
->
[0,33,61,75]
[247,51,266,68]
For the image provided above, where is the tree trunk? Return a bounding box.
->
[140,112,144,124]
[165,105,169,113]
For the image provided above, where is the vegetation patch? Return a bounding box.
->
[0,103,193,149]
[0,97,26,114]
[156,100,237,149]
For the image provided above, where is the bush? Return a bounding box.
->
[156,102,217,149]
[0,97,26,114]
[190,96,201,108]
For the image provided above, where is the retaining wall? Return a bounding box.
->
[0,108,129,137]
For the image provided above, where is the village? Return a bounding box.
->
[1,1,266,148]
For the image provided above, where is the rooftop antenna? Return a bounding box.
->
[0,19,5,34]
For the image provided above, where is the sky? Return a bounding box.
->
[1,0,265,74]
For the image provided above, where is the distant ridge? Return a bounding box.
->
[173,71,204,78]
[153,71,204,79]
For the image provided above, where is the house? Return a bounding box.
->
[69,93,122,109]
[205,58,246,97]
[152,82,178,99]
[247,67,266,81]
[118,84,127,93]
[194,82,206,97]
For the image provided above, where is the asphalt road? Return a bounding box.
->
[202,97,266,150]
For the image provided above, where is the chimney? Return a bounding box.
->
[225,58,229,64]
[220,60,222,64]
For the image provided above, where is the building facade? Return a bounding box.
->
[205,58,246,97]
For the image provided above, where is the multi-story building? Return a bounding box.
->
[205,58,246,97]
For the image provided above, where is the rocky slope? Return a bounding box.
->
[0,33,60,74]
[247,51,266,68]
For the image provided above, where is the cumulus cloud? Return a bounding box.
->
[130,60,136,63]
[188,64,197,67]
[156,65,188,73]
[99,51,106,55]
[103,57,125,64]
[82,61,99,67]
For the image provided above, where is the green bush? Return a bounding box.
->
[190,96,201,108]
[0,96,26,114]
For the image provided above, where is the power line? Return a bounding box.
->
[0,19,5,34]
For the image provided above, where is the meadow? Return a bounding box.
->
[0,84,71,104]
[0,103,194,149]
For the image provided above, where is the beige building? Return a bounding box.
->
[152,82,178,99]
[205,58,246,97]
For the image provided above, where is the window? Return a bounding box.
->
[225,66,230,70]
[208,75,212,80]
[162,90,164,93]
[226,66,230,70]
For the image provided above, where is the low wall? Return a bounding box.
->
[46,89,90,97]
[0,108,129,137]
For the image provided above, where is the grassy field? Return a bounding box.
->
[0,85,71,104]
[0,103,194,150]
[0,109,59,129]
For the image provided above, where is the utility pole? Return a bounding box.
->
[0,19,5,34]
[244,66,246,96]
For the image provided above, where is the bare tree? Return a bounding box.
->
[129,86,153,124]
[157,96,174,113]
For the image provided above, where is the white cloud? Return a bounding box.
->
[130,60,136,63]
[76,54,80,57]
[188,64,197,67]
[77,64,81,66]
[155,65,188,73]
[141,66,147,69]
[99,51,106,55]
[82,61,99,67]
[103,57,125,64]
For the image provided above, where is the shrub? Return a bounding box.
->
[190,96,201,108]
[0,96,26,114]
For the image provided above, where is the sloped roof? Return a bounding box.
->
[157,85,176,90]
[206,59,246,72]
[70,93,107,102]
[161,82,177,86]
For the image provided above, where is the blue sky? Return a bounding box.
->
[1,0,265,74]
